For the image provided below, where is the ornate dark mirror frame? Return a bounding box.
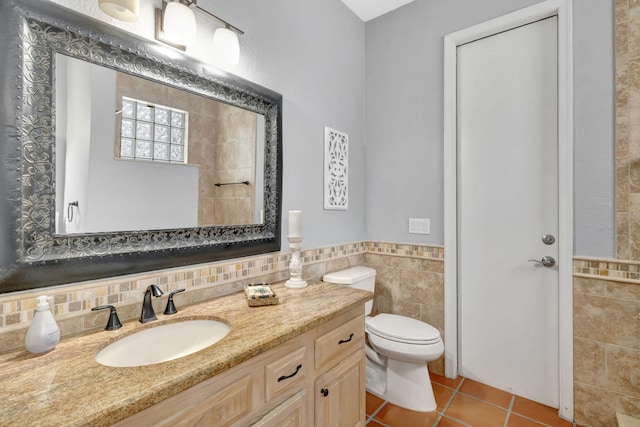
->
[0,0,283,293]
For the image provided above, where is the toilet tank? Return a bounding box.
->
[323,266,376,315]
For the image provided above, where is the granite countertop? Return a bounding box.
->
[0,282,370,427]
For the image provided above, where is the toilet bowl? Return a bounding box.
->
[323,266,444,412]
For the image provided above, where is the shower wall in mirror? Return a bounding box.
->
[55,55,265,234]
[615,0,639,260]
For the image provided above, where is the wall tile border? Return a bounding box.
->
[574,256,640,284]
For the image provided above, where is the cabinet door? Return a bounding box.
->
[315,350,365,427]
[253,390,308,427]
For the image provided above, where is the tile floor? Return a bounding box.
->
[365,374,581,427]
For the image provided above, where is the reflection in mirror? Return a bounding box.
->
[54,54,265,234]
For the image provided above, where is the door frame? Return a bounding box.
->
[443,0,574,420]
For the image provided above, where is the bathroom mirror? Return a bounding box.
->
[0,0,282,293]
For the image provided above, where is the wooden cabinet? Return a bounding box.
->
[115,307,365,427]
[315,350,366,427]
[254,390,309,427]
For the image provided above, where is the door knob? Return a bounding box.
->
[528,256,556,267]
[541,234,555,245]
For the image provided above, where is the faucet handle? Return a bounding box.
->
[164,289,186,315]
[91,305,122,331]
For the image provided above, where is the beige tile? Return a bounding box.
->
[380,254,423,270]
[618,117,630,161]
[428,356,444,376]
[364,253,385,266]
[419,305,444,331]
[606,344,640,398]
[393,300,421,318]
[574,337,606,388]
[618,213,631,260]
[619,161,631,210]
[574,277,605,295]
[618,66,629,112]
[630,159,640,194]
[629,67,640,126]
[620,394,640,420]
[0,329,26,355]
[370,264,399,301]
[325,257,350,274]
[374,294,392,315]
[398,269,444,308]
[628,192,640,260]
[421,259,444,274]
[606,281,640,300]
[574,381,638,427]
[574,292,640,349]
[629,2,640,59]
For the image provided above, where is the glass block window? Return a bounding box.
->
[119,97,187,163]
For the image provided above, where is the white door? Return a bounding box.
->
[457,16,559,407]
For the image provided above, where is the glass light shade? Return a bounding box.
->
[98,0,139,22]
[212,27,240,65]
[163,2,197,48]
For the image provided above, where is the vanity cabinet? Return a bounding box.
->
[315,351,366,427]
[114,306,365,427]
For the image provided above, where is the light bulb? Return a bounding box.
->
[212,27,240,65]
[98,0,139,22]
[163,2,197,48]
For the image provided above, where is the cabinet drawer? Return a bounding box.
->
[265,346,307,402]
[114,373,252,427]
[253,390,308,427]
[315,315,364,370]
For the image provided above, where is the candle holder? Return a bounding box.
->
[285,236,308,289]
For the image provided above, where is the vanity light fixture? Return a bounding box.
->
[98,0,139,22]
[155,0,243,65]
[157,1,196,48]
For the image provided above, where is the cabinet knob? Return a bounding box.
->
[320,388,329,397]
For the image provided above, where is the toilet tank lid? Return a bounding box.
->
[323,266,376,284]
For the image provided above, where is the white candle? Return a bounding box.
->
[289,210,302,238]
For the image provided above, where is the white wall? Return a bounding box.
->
[364,0,615,258]
[56,55,199,233]
[85,65,199,232]
[49,0,367,249]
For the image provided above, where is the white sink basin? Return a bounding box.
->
[95,319,230,367]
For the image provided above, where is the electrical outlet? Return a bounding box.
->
[409,218,430,235]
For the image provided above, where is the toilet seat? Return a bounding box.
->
[366,313,441,345]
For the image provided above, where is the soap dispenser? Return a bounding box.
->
[25,296,60,354]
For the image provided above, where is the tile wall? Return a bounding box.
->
[615,0,640,259]
[573,257,640,426]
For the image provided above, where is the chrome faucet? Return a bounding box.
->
[139,285,164,323]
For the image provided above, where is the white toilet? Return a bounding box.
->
[323,266,444,412]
